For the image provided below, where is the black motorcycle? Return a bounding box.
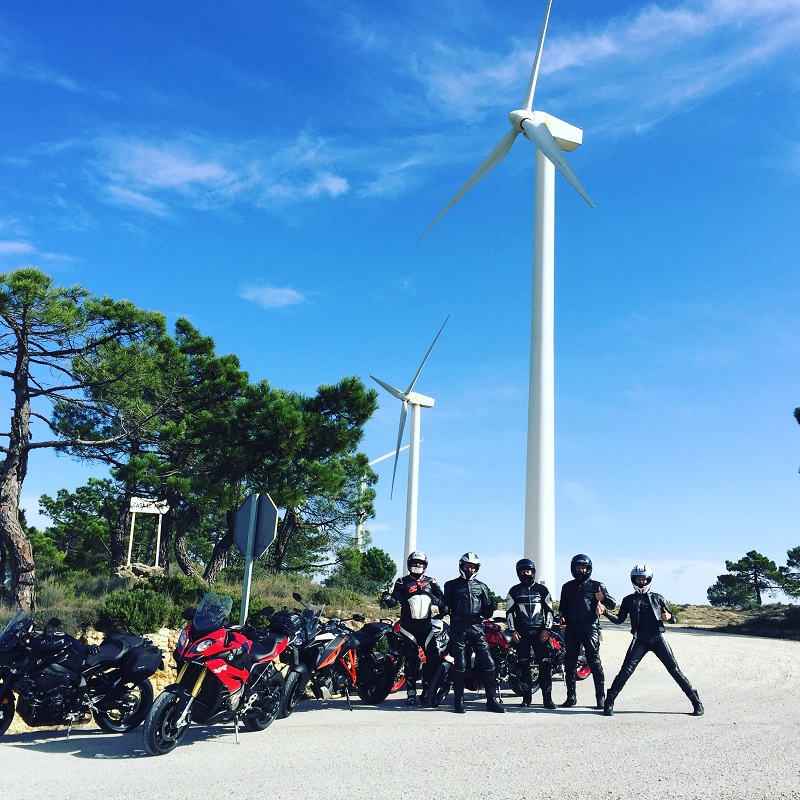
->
[0,609,162,736]
[275,593,398,715]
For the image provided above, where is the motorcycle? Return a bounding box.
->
[427,617,509,708]
[142,592,287,756]
[275,593,398,715]
[0,609,162,737]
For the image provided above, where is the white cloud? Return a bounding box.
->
[239,285,306,309]
[0,240,36,255]
[106,185,169,217]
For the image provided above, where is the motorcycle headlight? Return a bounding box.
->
[190,638,215,654]
[176,628,187,651]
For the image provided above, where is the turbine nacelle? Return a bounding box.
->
[407,392,435,408]
[509,109,583,152]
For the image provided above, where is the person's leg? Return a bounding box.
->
[560,628,579,707]
[532,637,555,709]
[515,637,534,706]
[581,624,605,709]
[652,635,704,716]
[604,638,648,715]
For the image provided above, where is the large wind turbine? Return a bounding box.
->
[419,0,593,588]
[371,317,448,559]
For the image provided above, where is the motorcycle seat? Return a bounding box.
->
[85,632,146,668]
[250,634,289,662]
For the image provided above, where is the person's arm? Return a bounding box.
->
[657,593,674,623]
[383,578,403,608]
[558,585,570,626]
[505,592,517,631]
[428,578,448,616]
[604,595,628,625]
[596,581,616,611]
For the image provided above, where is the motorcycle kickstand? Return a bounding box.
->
[233,715,241,744]
[344,687,353,711]
[66,720,73,742]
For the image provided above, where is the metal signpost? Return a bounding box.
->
[127,497,170,567]
[233,492,279,625]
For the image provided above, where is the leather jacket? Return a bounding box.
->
[559,578,616,627]
[605,591,673,637]
[443,576,495,626]
[386,574,447,624]
[505,582,554,635]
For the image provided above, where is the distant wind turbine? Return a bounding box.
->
[371,317,449,559]
[419,0,593,587]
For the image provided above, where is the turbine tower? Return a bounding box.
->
[419,0,593,587]
[371,317,448,559]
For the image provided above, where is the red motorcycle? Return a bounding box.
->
[142,592,287,756]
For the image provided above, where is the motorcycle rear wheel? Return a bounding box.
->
[242,671,283,731]
[0,690,16,736]
[142,689,192,756]
[93,677,154,733]
[278,669,303,719]
[355,653,394,705]
[427,662,453,708]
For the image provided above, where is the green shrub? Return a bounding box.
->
[99,588,174,634]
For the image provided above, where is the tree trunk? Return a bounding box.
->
[173,506,201,578]
[110,490,132,567]
[203,508,235,584]
[270,508,298,572]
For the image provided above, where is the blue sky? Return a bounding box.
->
[2,0,799,604]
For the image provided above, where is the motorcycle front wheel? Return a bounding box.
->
[0,689,16,736]
[427,662,453,708]
[278,669,303,719]
[508,665,540,697]
[142,689,192,756]
[242,670,283,731]
[355,653,394,705]
[93,677,154,733]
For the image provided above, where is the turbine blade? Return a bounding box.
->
[390,401,408,499]
[521,119,594,207]
[371,375,405,401]
[522,0,554,111]
[405,315,450,394]
[418,129,520,241]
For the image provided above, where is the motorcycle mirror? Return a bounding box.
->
[196,588,206,600]
[352,614,365,622]
[182,608,196,621]
[292,592,303,603]
[46,617,62,631]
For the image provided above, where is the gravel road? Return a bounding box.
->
[2,625,798,800]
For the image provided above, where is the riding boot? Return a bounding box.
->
[420,679,430,706]
[521,687,532,707]
[603,689,617,716]
[484,670,505,713]
[452,673,466,714]
[542,689,556,710]
[688,690,704,717]
[593,674,605,710]
[560,675,577,707]
[405,679,417,706]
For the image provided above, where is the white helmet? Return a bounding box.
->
[459,552,481,580]
[407,551,428,576]
[630,564,653,594]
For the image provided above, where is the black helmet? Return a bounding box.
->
[459,552,481,580]
[630,564,653,594]
[570,554,592,580]
[407,550,428,576]
[515,558,536,586]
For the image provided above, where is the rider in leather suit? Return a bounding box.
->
[383,551,447,706]
[443,552,505,714]
[506,558,556,709]
[559,554,616,709]
[602,565,704,717]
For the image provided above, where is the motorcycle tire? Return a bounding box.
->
[427,662,453,708]
[508,664,541,697]
[142,689,192,756]
[0,690,16,737]
[278,669,303,719]
[93,676,154,734]
[242,671,283,731]
[355,653,394,705]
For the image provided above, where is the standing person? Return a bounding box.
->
[383,551,447,706]
[506,558,557,709]
[443,552,505,714]
[559,553,616,709]
[602,565,704,717]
